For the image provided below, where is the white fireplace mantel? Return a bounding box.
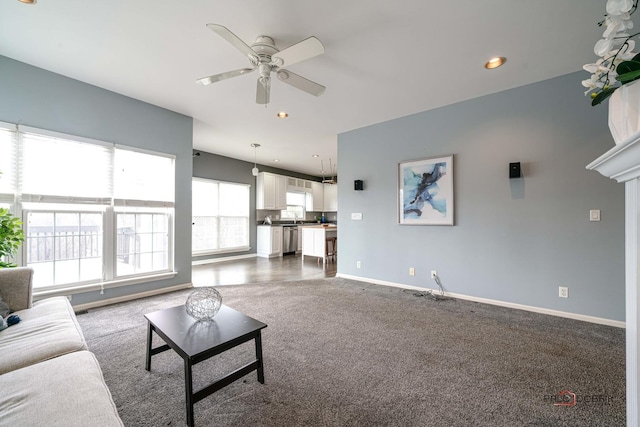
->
[587,132,640,427]
[588,131,640,182]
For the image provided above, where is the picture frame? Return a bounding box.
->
[398,155,454,225]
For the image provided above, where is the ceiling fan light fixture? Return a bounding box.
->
[485,56,506,69]
[251,143,261,176]
[18,0,36,3]
[198,24,325,105]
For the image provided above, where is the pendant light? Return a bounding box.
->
[251,143,261,176]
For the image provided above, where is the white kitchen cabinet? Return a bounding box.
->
[323,183,338,211]
[297,225,303,252]
[301,226,337,264]
[257,225,283,258]
[287,177,310,193]
[301,227,323,259]
[256,172,287,210]
[275,175,287,209]
[306,181,324,212]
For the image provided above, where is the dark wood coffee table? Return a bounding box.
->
[144,304,267,427]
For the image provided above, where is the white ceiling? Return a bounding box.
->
[0,0,606,177]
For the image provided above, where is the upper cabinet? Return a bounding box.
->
[323,183,338,211]
[256,172,287,210]
[287,177,312,193]
[307,181,324,212]
[258,172,335,212]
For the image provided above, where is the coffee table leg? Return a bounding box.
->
[145,322,152,371]
[184,359,194,427]
[255,331,265,384]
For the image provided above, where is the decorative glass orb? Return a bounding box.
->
[185,287,222,321]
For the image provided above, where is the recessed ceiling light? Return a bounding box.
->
[276,111,288,119]
[485,56,506,69]
[312,154,319,158]
[273,159,280,162]
[18,0,37,4]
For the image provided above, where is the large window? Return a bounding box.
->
[192,178,249,254]
[0,122,175,292]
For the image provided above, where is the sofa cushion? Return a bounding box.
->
[0,350,124,426]
[0,296,87,374]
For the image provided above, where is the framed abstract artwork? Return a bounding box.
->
[398,155,454,225]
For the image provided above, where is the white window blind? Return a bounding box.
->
[21,131,112,200]
[114,148,175,205]
[0,124,17,200]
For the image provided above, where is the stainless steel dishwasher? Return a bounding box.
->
[282,225,298,255]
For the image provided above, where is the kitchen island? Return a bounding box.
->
[301,225,337,265]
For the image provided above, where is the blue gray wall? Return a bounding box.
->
[337,72,625,322]
[0,55,193,306]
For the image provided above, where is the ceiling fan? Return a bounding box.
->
[197,24,326,105]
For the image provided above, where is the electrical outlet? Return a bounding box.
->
[356,261,361,269]
[559,286,569,298]
[431,270,437,279]
[409,267,415,276]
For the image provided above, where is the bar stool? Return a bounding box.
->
[325,236,337,263]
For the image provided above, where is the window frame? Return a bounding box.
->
[192,177,250,256]
[0,122,177,296]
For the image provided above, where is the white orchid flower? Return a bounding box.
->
[582,78,596,92]
[607,0,634,15]
[618,40,638,59]
[604,14,632,38]
[583,58,610,74]
[582,76,606,95]
[585,0,639,104]
[626,39,636,51]
[595,38,615,56]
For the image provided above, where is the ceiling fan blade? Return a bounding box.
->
[196,68,255,86]
[256,77,270,104]
[272,36,324,67]
[277,70,326,97]
[206,24,258,62]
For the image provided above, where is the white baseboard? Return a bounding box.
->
[192,253,257,266]
[72,282,193,312]
[336,273,625,329]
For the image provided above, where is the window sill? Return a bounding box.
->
[33,271,178,300]
[192,246,251,257]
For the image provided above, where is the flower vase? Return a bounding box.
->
[608,80,640,145]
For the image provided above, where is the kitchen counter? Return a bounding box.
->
[301,226,337,264]
[258,222,337,227]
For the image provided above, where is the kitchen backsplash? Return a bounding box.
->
[257,210,337,223]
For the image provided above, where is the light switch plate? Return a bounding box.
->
[351,213,363,220]
[590,210,601,222]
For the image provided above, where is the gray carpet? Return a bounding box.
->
[77,278,626,426]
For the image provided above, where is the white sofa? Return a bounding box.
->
[0,267,123,426]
